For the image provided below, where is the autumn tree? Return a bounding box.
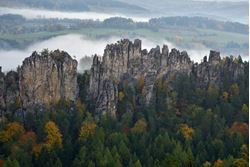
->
[230,84,240,96]
[0,160,4,167]
[79,120,97,141]
[179,124,194,140]
[222,91,229,101]
[131,119,147,134]
[241,104,248,113]
[0,122,24,143]
[44,121,63,151]
[214,159,223,167]
[203,161,212,167]
[233,145,248,167]
[118,91,125,101]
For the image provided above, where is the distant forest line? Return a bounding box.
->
[0,14,248,57]
[0,14,248,35]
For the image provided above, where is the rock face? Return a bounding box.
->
[19,50,78,108]
[89,39,193,117]
[0,39,246,119]
[5,71,20,112]
[195,51,245,87]
[0,67,5,117]
[0,69,20,117]
[89,39,245,117]
[0,50,78,116]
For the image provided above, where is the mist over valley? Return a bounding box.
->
[1,33,246,72]
[0,1,249,167]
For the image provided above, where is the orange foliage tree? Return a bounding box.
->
[18,131,37,145]
[214,159,223,167]
[230,122,249,136]
[0,159,4,167]
[179,124,194,140]
[0,122,25,143]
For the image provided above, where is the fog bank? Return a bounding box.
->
[3,34,247,73]
[0,34,214,72]
[0,7,150,22]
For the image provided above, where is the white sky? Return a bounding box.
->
[192,0,247,1]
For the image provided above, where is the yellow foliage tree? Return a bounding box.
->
[242,104,248,113]
[208,85,219,97]
[131,119,147,134]
[79,121,97,141]
[137,75,145,92]
[44,121,63,151]
[230,84,240,96]
[203,161,212,167]
[76,99,85,113]
[233,159,248,167]
[240,144,248,161]
[118,91,125,101]
[222,91,229,101]
[179,124,194,140]
[0,122,25,143]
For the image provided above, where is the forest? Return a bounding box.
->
[0,60,248,167]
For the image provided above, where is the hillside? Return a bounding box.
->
[0,15,248,58]
[0,0,147,13]
[0,0,248,23]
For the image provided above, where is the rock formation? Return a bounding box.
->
[89,39,245,117]
[19,50,78,108]
[195,50,245,87]
[0,50,78,116]
[0,39,246,119]
[0,67,5,117]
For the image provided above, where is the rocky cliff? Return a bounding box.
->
[0,50,78,116]
[19,50,78,108]
[0,67,5,117]
[89,39,246,118]
[0,39,246,119]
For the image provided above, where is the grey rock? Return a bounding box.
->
[88,39,245,117]
[1,50,79,118]
[89,39,193,117]
[19,50,78,108]
[5,71,20,111]
[0,67,5,117]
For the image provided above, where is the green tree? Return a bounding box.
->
[3,158,20,167]
[118,141,130,166]
[206,85,219,107]
[72,147,87,167]
[134,160,142,167]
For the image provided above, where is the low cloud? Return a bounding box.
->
[0,33,231,73]
[0,34,120,71]
[0,34,212,72]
